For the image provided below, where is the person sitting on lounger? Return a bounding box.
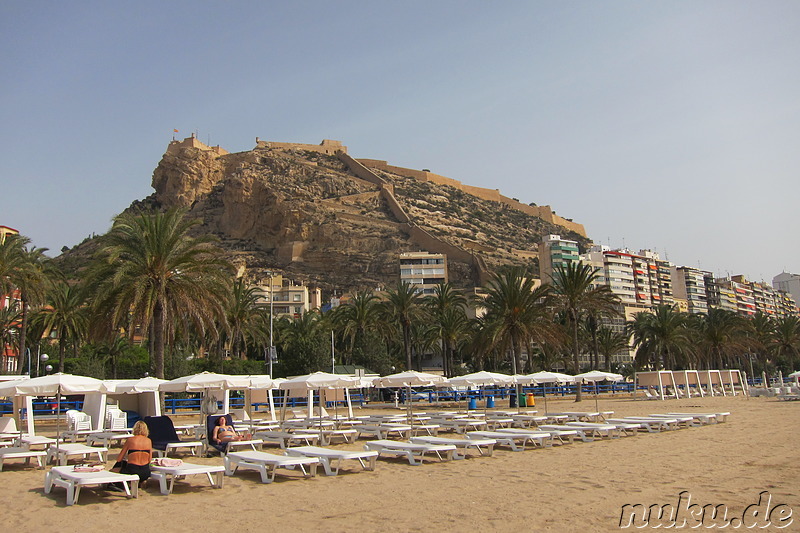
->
[212,416,251,444]
[109,420,152,491]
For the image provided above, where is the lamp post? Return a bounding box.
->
[38,353,49,377]
[268,273,275,377]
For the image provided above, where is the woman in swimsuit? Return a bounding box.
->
[212,416,250,444]
[114,420,152,482]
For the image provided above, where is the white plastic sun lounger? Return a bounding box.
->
[85,432,134,448]
[567,421,637,437]
[430,418,488,434]
[410,436,496,458]
[364,440,457,465]
[667,412,728,424]
[646,414,698,428]
[466,430,552,451]
[254,430,320,449]
[538,424,602,443]
[46,444,108,466]
[356,424,413,440]
[0,447,47,471]
[16,435,57,449]
[150,462,226,494]
[497,428,578,445]
[155,439,205,458]
[509,414,547,428]
[606,417,676,432]
[224,450,319,483]
[44,465,139,505]
[284,445,378,476]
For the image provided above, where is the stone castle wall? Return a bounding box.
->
[358,159,586,237]
[166,135,229,156]
[255,138,347,155]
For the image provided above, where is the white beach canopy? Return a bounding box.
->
[278,372,363,432]
[373,371,448,424]
[0,373,109,445]
[160,372,252,422]
[517,371,574,413]
[448,371,514,412]
[573,370,624,410]
[111,376,167,394]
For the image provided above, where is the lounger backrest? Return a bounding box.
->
[143,416,180,451]
[0,417,18,433]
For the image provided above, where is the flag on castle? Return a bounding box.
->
[173,129,179,133]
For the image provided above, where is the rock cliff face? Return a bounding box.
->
[133,139,590,292]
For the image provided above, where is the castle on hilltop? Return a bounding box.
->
[165,135,586,237]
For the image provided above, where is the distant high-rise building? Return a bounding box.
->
[773,272,800,313]
[538,235,580,282]
[671,266,711,315]
[399,251,447,294]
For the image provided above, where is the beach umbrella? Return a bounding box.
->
[111,376,167,393]
[787,370,800,382]
[448,371,514,413]
[161,372,252,423]
[520,371,574,414]
[0,373,109,450]
[278,372,361,438]
[572,371,624,411]
[373,371,448,424]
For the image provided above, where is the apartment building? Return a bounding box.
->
[671,266,711,314]
[538,235,580,282]
[252,274,322,318]
[399,251,447,294]
[773,272,800,313]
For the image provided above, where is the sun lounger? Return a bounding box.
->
[0,447,47,471]
[85,432,134,448]
[606,417,677,432]
[430,418,488,434]
[482,417,514,430]
[410,436,496,458]
[364,440,457,465]
[204,414,263,455]
[647,414,698,428]
[356,424,413,440]
[46,443,108,466]
[567,421,638,437]
[144,416,204,457]
[507,414,547,428]
[253,430,320,449]
[284,445,378,475]
[150,462,226,494]
[224,450,319,483]
[666,412,728,424]
[16,435,57,449]
[44,465,139,505]
[466,430,552,451]
[497,427,578,445]
[538,424,601,443]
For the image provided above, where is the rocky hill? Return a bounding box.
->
[59,137,591,293]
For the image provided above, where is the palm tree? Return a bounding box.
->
[629,304,690,370]
[380,282,426,371]
[276,311,327,375]
[596,326,630,371]
[772,316,800,370]
[0,305,20,372]
[688,309,748,370]
[89,209,232,378]
[33,281,89,372]
[0,234,49,374]
[743,312,775,375]
[426,283,469,376]
[550,261,620,401]
[225,277,262,359]
[331,289,381,366]
[482,266,552,375]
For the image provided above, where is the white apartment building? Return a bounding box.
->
[399,252,447,294]
[252,274,322,318]
[538,235,580,282]
[670,266,711,314]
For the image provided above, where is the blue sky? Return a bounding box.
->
[1,1,798,283]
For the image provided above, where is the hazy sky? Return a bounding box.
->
[2,1,798,282]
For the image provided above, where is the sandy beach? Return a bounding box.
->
[3,394,797,532]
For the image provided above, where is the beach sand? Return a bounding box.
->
[3,394,797,532]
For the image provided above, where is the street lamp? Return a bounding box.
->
[38,353,49,377]
[268,273,275,377]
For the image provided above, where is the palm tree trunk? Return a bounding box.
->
[58,328,66,373]
[17,297,29,375]
[571,315,582,402]
[402,322,412,371]
[153,301,166,378]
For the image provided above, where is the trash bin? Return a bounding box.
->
[518,393,527,407]
[468,397,478,410]
[509,394,517,408]
[486,396,495,408]
[526,393,536,407]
